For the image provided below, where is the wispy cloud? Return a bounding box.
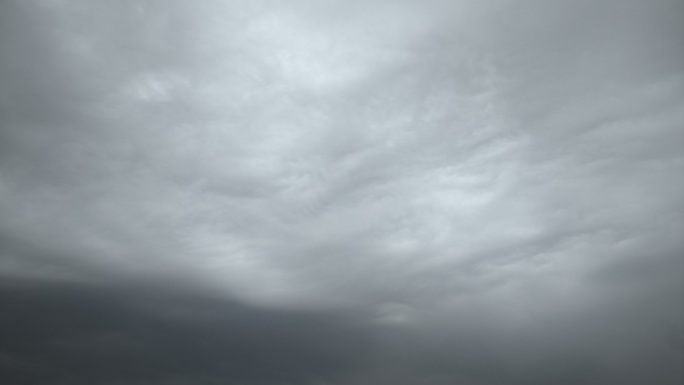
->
[1,0,682,383]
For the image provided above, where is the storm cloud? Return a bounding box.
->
[1,0,683,384]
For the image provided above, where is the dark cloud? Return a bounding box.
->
[0,276,376,384]
[1,0,682,383]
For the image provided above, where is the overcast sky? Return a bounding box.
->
[1,0,683,384]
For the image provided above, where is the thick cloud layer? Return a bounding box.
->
[1,0,682,384]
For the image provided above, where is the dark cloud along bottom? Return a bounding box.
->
[0,278,376,384]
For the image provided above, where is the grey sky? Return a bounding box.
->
[1,0,683,384]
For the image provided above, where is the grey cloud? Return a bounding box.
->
[1,0,683,383]
[0,277,376,384]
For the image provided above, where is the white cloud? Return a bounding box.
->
[0,0,682,333]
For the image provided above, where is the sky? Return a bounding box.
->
[0,0,682,384]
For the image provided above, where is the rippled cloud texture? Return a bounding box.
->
[1,0,683,384]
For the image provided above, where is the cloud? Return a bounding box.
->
[1,0,682,383]
[0,277,376,384]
